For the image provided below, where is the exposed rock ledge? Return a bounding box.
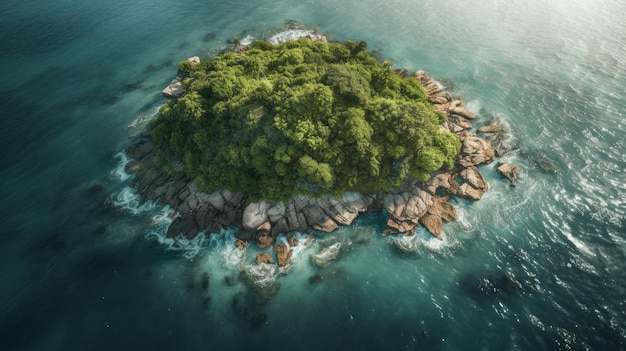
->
[125,70,500,248]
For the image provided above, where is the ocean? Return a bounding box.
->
[1,0,625,349]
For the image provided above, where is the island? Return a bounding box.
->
[124,33,510,266]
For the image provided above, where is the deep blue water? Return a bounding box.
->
[1,0,625,350]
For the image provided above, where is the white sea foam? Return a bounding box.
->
[455,207,474,232]
[111,152,131,181]
[144,212,241,260]
[244,262,278,287]
[268,29,314,44]
[464,99,482,114]
[419,230,455,254]
[391,228,458,255]
[310,242,342,267]
[393,234,420,253]
[126,105,160,131]
[217,230,246,269]
[112,186,155,214]
[146,228,208,259]
[239,34,255,46]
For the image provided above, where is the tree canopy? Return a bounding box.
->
[150,37,460,201]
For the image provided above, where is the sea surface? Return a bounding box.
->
[1,0,625,350]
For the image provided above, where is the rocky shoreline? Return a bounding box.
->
[124,47,517,267]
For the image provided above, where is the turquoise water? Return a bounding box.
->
[1,0,625,349]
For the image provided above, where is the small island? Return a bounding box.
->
[125,33,506,265]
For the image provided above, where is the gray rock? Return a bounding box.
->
[242,201,269,229]
[302,205,338,232]
[267,202,286,222]
[204,191,224,210]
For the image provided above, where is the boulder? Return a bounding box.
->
[448,114,473,130]
[317,197,356,226]
[450,107,476,120]
[267,202,286,222]
[206,192,225,210]
[419,196,457,237]
[385,218,417,234]
[255,232,276,248]
[458,132,496,167]
[285,200,308,232]
[274,242,293,267]
[477,123,506,134]
[302,205,338,232]
[497,163,520,186]
[383,190,432,224]
[270,218,290,236]
[422,172,452,196]
[257,221,271,233]
[287,235,299,247]
[166,214,200,238]
[235,239,248,250]
[428,92,452,105]
[126,139,154,161]
[187,56,200,64]
[255,253,275,265]
[162,78,183,98]
[242,201,269,229]
[456,166,489,200]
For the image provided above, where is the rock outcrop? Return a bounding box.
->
[256,253,275,265]
[161,56,199,99]
[274,242,293,267]
[497,162,520,186]
[419,196,457,237]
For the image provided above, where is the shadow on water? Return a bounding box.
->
[519,148,560,174]
[456,270,521,304]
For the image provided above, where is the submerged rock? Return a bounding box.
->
[311,242,342,267]
[242,201,269,230]
[201,272,210,290]
[308,273,323,284]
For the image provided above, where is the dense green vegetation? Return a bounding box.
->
[150,37,460,201]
